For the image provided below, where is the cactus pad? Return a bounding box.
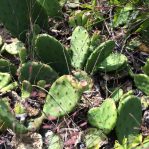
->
[87,99,117,134]
[85,40,115,74]
[0,100,28,134]
[35,34,71,74]
[21,80,32,99]
[134,74,149,95]
[0,72,11,89]
[43,75,85,118]
[142,58,149,76]
[18,61,58,84]
[98,53,128,72]
[1,41,26,55]
[37,0,61,17]
[116,95,142,143]
[70,26,90,69]
[0,0,48,41]
[0,58,16,75]
[83,128,107,149]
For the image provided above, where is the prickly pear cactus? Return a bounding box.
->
[85,40,115,74]
[21,80,32,99]
[0,100,28,134]
[111,88,124,102]
[1,41,26,55]
[134,74,149,95]
[0,82,18,93]
[0,0,48,41]
[37,0,61,17]
[35,34,71,74]
[43,75,85,118]
[0,58,16,75]
[0,72,11,89]
[19,47,28,64]
[45,131,64,149]
[87,99,117,134]
[70,26,90,69]
[98,53,128,72]
[142,58,149,76]
[116,95,142,144]
[83,128,107,149]
[18,61,58,84]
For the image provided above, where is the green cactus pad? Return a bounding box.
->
[37,0,61,17]
[111,88,124,102]
[116,95,142,143]
[98,53,128,72]
[0,58,16,75]
[83,128,107,149]
[0,82,18,93]
[70,26,90,69]
[43,75,84,118]
[1,41,26,55]
[21,80,32,99]
[85,40,115,74]
[19,48,28,64]
[35,34,71,74]
[18,61,58,84]
[0,0,48,41]
[142,58,149,76]
[87,99,117,134]
[134,74,149,95]
[0,72,11,89]
[46,131,63,149]
[0,100,28,134]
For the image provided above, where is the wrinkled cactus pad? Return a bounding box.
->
[18,61,58,84]
[116,95,142,143]
[88,99,117,134]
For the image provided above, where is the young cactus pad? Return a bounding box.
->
[70,26,90,69]
[134,74,149,95]
[43,75,85,118]
[85,40,115,74]
[0,0,48,41]
[116,95,142,143]
[37,0,61,17]
[0,100,28,134]
[87,99,117,134]
[98,53,128,72]
[35,34,71,74]
[18,61,58,84]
